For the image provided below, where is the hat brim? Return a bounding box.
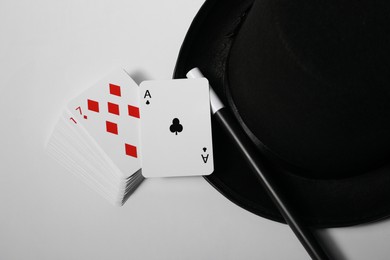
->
[173,0,390,228]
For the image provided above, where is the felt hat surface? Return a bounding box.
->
[174,0,390,228]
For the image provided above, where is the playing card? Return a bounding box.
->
[48,113,122,204]
[46,69,145,207]
[67,69,141,179]
[139,78,214,177]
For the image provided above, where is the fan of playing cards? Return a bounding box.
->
[46,69,214,206]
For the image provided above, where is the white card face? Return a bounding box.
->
[139,78,214,177]
[67,69,141,178]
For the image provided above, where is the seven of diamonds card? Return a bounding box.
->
[67,69,141,179]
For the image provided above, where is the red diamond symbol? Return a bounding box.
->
[106,121,118,135]
[128,105,140,118]
[87,99,99,112]
[109,83,121,97]
[108,102,120,115]
[125,143,137,158]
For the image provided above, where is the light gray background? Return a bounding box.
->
[1,0,389,259]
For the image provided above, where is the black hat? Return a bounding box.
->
[174,0,390,228]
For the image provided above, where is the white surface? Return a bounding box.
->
[1,0,390,259]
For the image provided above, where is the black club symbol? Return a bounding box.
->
[170,118,183,135]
